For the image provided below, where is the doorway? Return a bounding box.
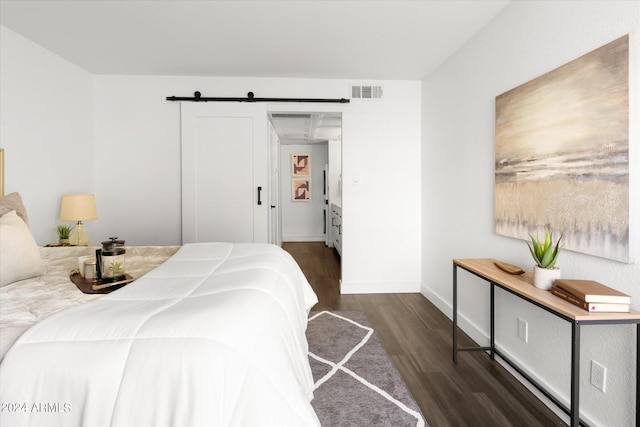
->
[268,111,342,259]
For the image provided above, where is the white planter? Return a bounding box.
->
[533,265,561,290]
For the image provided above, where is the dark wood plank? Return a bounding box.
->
[282,242,565,426]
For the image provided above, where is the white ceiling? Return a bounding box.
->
[0,0,510,80]
[0,0,509,144]
[269,112,342,145]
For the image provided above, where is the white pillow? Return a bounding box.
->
[0,210,45,287]
[0,192,29,226]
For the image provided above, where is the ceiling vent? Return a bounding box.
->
[351,85,383,100]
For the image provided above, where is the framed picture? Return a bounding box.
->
[292,178,310,201]
[495,35,630,262]
[292,154,310,176]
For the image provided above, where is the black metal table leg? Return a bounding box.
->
[570,321,581,427]
[453,263,458,363]
[490,283,495,360]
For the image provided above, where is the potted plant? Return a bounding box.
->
[56,224,73,245]
[526,229,562,290]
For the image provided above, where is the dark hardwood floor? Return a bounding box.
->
[282,241,565,427]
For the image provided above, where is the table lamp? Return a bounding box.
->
[59,194,98,246]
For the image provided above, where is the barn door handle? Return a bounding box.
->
[257,186,262,205]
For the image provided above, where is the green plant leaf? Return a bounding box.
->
[529,233,542,262]
[526,241,539,265]
[543,229,552,252]
[546,234,563,268]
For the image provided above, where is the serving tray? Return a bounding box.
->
[70,272,135,294]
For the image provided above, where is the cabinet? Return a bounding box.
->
[331,204,342,256]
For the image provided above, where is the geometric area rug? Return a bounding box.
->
[307,311,427,426]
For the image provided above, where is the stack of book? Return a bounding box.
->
[551,279,631,313]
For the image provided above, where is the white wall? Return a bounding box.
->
[0,26,94,244]
[92,76,422,293]
[327,137,342,247]
[342,87,422,293]
[280,143,327,242]
[0,33,422,294]
[421,1,639,425]
[328,138,342,210]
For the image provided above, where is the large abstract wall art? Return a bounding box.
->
[495,35,630,262]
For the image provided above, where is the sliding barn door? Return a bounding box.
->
[181,103,268,243]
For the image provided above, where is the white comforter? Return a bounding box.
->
[0,245,181,361]
[0,242,320,427]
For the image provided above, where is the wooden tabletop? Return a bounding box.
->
[454,258,640,322]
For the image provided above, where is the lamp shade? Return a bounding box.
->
[59,194,98,221]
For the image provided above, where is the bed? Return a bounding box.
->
[0,193,320,427]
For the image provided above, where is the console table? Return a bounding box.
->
[452,258,640,427]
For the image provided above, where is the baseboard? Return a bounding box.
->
[420,286,489,345]
[420,285,597,426]
[282,236,325,242]
[341,281,421,294]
